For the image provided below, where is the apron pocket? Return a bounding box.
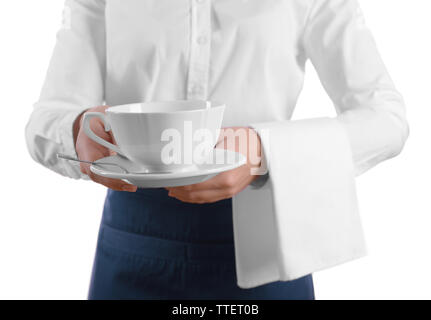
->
[90,224,186,298]
[99,223,188,262]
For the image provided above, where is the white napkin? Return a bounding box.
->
[232,117,367,289]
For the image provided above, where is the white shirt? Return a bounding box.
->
[26,0,408,288]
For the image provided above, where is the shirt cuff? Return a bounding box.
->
[59,106,89,179]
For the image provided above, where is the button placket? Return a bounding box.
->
[187,0,212,100]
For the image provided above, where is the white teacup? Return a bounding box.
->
[83,100,225,172]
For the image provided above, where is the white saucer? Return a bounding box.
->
[90,149,247,188]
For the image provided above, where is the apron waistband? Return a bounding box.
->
[102,188,235,243]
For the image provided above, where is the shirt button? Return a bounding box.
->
[197,36,208,45]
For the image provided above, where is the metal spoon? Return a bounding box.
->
[57,153,171,174]
[57,153,131,173]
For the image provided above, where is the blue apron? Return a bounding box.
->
[88,188,314,300]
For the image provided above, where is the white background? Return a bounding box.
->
[0,0,429,300]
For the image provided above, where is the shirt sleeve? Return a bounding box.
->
[250,0,408,185]
[302,0,409,175]
[25,0,106,179]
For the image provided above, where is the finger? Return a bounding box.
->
[168,176,251,203]
[168,188,232,204]
[167,174,246,200]
[87,170,137,192]
[78,148,109,174]
[166,176,220,194]
[167,168,242,194]
[80,161,136,192]
[167,171,251,202]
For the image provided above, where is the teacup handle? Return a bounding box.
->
[82,112,124,156]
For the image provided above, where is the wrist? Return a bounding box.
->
[73,111,86,147]
[248,127,262,167]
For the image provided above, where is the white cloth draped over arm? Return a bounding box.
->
[25,0,106,179]
[232,0,409,288]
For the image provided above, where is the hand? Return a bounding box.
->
[166,127,262,204]
[74,105,137,192]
